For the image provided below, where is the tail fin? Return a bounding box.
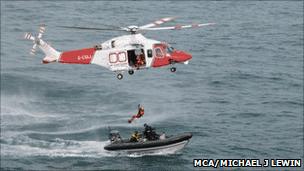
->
[24,24,61,63]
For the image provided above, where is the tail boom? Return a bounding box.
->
[39,39,61,64]
[58,48,96,64]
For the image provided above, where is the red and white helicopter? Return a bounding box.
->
[24,17,215,79]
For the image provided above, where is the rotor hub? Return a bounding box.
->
[127,25,139,34]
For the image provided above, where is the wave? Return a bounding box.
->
[235,112,265,118]
[261,100,303,106]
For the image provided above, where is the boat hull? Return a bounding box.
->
[121,140,189,154]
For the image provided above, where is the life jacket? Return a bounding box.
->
[136,56,145,66]
[131,132,140,141]
[139,59,144,65]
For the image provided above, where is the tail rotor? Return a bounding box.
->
[24,24,46,55]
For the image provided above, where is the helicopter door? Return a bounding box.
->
[127,49,146,68]
[152,44,169,67]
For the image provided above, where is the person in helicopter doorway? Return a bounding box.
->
[130,131,141,142]
[143,123,159,141]
[134,49,145,69]
[128,104,145,123]
[136,55,144,69]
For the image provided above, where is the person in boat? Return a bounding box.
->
[143,123,159,141]
[130,131,141,142]
[128,104,145,123]
[109,130,122,143]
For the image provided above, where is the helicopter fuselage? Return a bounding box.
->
[58,34,192,75]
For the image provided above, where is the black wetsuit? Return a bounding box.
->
[143,125,159,141]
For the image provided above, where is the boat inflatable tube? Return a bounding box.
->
[104,132,192,151]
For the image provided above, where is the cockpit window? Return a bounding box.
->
[166,46,175,54]
[155,48,163,57]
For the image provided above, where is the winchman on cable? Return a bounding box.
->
[128,104,145,123]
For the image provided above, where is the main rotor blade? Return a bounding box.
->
[139,23,216,31]
[139,17,177,29]
[58,26,124,31]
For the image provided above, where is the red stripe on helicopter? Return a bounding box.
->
[59,48,96,64]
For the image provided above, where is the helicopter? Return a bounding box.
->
[24,17,215,79]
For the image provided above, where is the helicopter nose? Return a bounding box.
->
[170,50,192,62]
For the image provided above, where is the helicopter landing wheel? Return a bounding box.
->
[128,70,134,75]
[170,67,176,72]
[117,73,123,80]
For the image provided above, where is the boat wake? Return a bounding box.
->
[1,135,113,158]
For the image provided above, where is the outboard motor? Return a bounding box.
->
[109,130,122,143]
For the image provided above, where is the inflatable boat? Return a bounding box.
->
[104,126,192,154]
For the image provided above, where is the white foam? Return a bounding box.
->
[1,136,114,158]
[126,150,177,158]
